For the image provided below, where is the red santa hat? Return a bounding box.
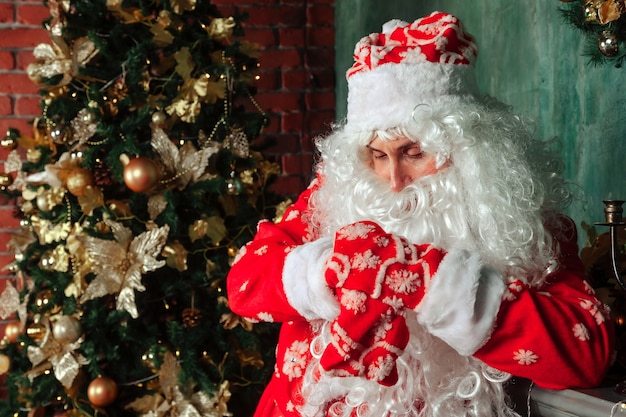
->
[346,11,479,133]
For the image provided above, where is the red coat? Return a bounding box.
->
[226,179,614,417]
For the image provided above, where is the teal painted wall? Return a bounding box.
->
[336,1,626,249]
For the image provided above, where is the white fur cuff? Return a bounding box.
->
[416,249,505,356]
[283,238,340,321]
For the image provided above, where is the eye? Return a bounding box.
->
[368,147,387,159]
[403,147,423,159]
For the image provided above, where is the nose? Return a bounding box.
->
[388,160,411,192]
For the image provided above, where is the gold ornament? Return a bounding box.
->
[66,168,93,196]
[35,289,61,314]
[4,320,22,343]
[1,135,18,150]
[151,110,167,127]
[52,315,82,343]
[122,156,160,193]
[0,353,10,375]
[87,375,118,407]
[598,30,619,56]
[26,321,47,343]
[0,172,13,190]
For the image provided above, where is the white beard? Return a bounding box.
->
[314,165,476,253]
[304,167,518,417]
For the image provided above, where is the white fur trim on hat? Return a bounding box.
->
[344,12,480,133]
[346,61,478,132]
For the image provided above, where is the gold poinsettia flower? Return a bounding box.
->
[27,36,98,88]
[206,17,236,40]
[126,351,230,417]
[151,126,219,189]
[26,317,89,388]
[79,221,170,319]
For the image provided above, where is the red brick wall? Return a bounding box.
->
[0,0,335,398]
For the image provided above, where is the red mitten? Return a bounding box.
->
[321,221,445,386]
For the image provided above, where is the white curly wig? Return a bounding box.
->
[311,95,573,285]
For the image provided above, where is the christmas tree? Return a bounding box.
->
[560,0,626,66]
[0,0,284,415]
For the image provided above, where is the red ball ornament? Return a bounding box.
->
[123,156,159,192]
[87,376,118,407]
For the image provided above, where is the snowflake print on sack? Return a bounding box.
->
[382,295,405,311]
[257,312,274,322]
[254,244,268,256]
[573,323,590,341]
[580,298,606,325]
[282,340,310,381]
[338,222,376,240]
[340,289,368,313]
[385,269,421,295]
[351,249,381,271]
[367,354,395,381]
[374,235,390,247]
[284,209,300,222]
[513,349,539,365]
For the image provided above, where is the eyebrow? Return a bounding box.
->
[366,142,421,152]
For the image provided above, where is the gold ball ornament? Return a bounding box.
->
[122,157,160,193]
[151,110,167,127]
[26,322,47,343]
[1,135,18,150]
[0,353,10,375]
[36,194,50,211]
[35,289,61,314]
[65,168,93,197]
[49,126,69,144]
[52,316,83,343]
[0,172,13,190]
[4,320,21,343]
[87,376,118,407]
[598,31,619,57]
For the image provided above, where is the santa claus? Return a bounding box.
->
[227,11,614,417]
